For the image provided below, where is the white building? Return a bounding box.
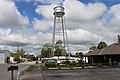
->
[0,50,10,63]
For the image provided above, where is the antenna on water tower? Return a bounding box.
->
[51,6,69,57]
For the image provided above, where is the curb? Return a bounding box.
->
[46,67,82,70]
[19,66,30,75]
[17,66,30,80]
[39,65,44,80]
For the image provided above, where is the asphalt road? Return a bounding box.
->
[42,68,120,80]
[0,62,33,80]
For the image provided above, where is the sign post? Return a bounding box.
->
[8,66,18,80]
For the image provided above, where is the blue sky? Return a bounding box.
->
[15,1,43,21]
[81,0,120,6]
[0,0,120,54]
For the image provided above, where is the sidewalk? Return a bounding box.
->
[20,64,44,80]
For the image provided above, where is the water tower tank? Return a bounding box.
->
[53,6,65,17]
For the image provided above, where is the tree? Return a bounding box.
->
[18,48,26,58]
[14,54,20,62]
[54,47,63,56]
[76,52,84,67]
[55,40,62,45]
[55,40,67,56]
[41,43,51,58]
[11,48,26,62]
[117,35,120,44]
[76,52,83,60]
[97,41,107,49]
[89,45,97,50]
[40,40,67,58]
[24,54,36,61]
[41,48,50,58]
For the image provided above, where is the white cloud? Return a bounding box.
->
[0,27,31,44]
[32,18,52,32]
[64,0,107,22]
[108,4,120,32]
[109,4,120,16]
[36,0,107,22]
[0,0,29,27]
[0,26,52,49]
[68,29,101,45]
[36,4,55,20]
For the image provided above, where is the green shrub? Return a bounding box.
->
[97,63,103,67]
[90,63,98,66]
[104,63,112,66]
[45,62,56,67]
[67,61,76,67]
[84,64,90,67]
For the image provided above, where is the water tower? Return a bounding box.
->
[51,6,69,57]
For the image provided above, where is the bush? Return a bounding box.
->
[104,63,112,66]
[97,63,103,67]
[67,61,76,67]
[84,64,90,67]
[90,63,98,66]
[45,62,56,67]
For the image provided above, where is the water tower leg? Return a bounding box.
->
[52,16,56,57]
